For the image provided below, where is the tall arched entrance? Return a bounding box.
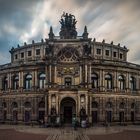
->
[60,97,76,124]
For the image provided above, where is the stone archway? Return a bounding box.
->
[60,97,76,124]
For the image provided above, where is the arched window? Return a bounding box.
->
[91,73,98,88]
[105,74,112,89]
[39,73,46,89]
[118,75,125,90]
[38,101,45,108]
[130,76,136,91]
[2,102,7,108]
[106,102,112,108]
[3,76,8,90]
[13,75,19,90]
[11,102,18,108]
[24,102,31,108]
[119,102,125,109]
[92,101,98,108]
[25,74,32,90]
[131,103,135,109]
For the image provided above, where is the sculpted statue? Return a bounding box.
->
[59,18,64,28]
[83,44,91,55]
[59,12,77,39]
[59,12,77,29]
[46,45,53,56]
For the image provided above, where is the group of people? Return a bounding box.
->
[38,116,88,129]
[72,117,88,130]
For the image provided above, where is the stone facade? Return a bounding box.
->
[0,13,140,125]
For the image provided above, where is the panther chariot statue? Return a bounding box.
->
[59,12,77,39]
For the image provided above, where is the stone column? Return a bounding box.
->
[56,94,59,115]
[114,71,117,92]
[45,66,48,88]
[89,96,92,123]
[136,75,139,91]
[85,65,87,83]
[48,94,51,115]
[77,95,80,122]
[21,72,24,91]
[126,72,130,92]
[34,70,38,88]
[49,65,52,83]
[19,71,23,88]
[45,95,48,116]
[85,94,88,115]
[54,65,57,84]
[32,71,35,89]
[100,70,104,91]
[79,65,82,84]
[7,73,11,91]
[18,72,21,88]
[89,65,92,88]
[32,47,35,60]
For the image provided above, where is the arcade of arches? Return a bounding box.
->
[0,95,137,125]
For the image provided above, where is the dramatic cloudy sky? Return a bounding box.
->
[0,0,140,65]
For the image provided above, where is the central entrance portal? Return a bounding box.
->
[60,97,76,124]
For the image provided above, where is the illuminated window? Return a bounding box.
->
[25,74,32,89]
[91,73,98,88]
[39,73,46,89]
[105,74,112,89]
[118,75,125,90]
[13,75,19,90]
[130,76,136,91]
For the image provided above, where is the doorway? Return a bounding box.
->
[119,111,124,123]
[60,97,76,124]
[38,111,45,120]
[64,107,72,123]
[106,111,112,123]
[131,111,135,122]
[25,110,30,123]
[92,111,98,124]
[13,110,18,122]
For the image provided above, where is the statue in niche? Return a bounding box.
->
[46,45,53,56]
[83,44,91,55]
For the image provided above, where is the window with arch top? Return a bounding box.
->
[3,76,8,91]
[92,101,98,108]
[105,74,112,89]
[130,76,136,91]
[39,73,46,89]
[118,75,125,90]
[91,73,98,89]
[13,75,19,90]
[25,74,32,90]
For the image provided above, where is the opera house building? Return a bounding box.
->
[0,13,140,125]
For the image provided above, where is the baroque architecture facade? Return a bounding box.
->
[0,13,140,125]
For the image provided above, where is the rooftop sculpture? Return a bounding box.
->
[59,12,77,39]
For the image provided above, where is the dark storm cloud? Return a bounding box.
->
[0,0,43,64]
[0,0,140,64]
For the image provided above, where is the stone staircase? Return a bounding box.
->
[46,127,89,140]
